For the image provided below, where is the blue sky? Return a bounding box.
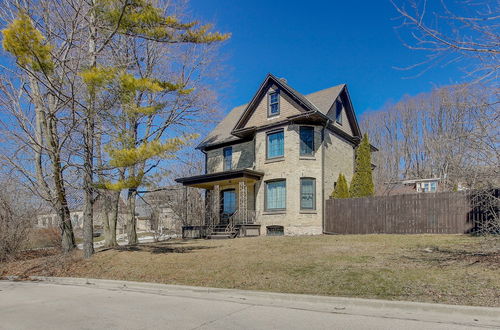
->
[190,0,466,118]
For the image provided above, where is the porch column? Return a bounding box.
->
[238,181,248,224]
[213,185,220,224]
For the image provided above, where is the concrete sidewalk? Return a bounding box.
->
[1,277,499,329]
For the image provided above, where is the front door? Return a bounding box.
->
[220,189,236,224]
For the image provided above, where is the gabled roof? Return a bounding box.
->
[197,73,360,150]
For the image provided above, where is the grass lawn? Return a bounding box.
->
[2,234,499,307]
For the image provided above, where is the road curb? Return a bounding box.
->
[9,275,499,321]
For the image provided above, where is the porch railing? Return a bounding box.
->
[225,210,257,234]
[205,209,256,232]
[232,209,256,224]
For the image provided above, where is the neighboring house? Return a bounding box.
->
[378,178,441,196]
[176,74,373,237]
[36,195,130,235]
[134,187,183,233]
[409,178,440,193]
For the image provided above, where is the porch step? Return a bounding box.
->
[207,231,238,239]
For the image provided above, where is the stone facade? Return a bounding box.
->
[202,97,356,236]
[206,140,255,173]
[323,131,355,199]
[253,124,324,235]
[180,75,364,237]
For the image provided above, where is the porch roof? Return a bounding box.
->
[175,169,264,189]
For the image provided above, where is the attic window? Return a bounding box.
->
[335,100,342,125]
[268,91,280,117]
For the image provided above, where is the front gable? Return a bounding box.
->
[233,74,319,132]
[325,87,361,138]
[326,94,353,136]
[242,84,307,129]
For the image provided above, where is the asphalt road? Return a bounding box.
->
[0,280,498,330]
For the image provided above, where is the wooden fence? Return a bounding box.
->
[324,191,494,234]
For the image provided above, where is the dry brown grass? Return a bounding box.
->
[1,234,499,307]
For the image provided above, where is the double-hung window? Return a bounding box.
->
[268,91,280,116]
[300,178,316,210]
[223,147,232,171]
[267,130,284,159]
[299,126,314,156]
[265,180,286,211]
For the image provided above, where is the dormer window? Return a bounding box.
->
[268,91,280,117]
[335,100,342,125]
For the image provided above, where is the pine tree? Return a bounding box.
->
[349,133,374,197]
[332,173,350,198]
[2,1,230,254]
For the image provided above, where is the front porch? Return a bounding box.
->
[176,169,264,238]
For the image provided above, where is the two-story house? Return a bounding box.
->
[176,74,365,237]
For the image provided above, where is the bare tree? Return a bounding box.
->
[1,0,227,256]
[361,84,499,192]
[392,0,499,84]
[102,26,224,245]
[0,178,39,261]
[0,0,91,252]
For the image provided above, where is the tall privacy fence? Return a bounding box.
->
[324,190,499,235]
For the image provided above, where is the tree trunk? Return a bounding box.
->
[126,189,138,245]
[82,159,94,258]
[82,105,95,257]
[82,0,98,259]
[55,197,75,252]
[102,189,119,247]
[30,76,75,252]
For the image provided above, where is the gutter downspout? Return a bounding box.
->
[321,119,331,234]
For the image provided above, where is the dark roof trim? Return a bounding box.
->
[176,169,264,186]
[232,74,320,132]
[202,113,377,152]
[341,86,362,137]
[200,136,253,151]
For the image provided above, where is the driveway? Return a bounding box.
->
[1,279,498,330]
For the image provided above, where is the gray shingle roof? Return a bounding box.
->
[197,81,345,149]
[306,84,345,115]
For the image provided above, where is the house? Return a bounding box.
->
[406,178,440,193]
[176,74,371,237]
[36,194,131,235]
[378,178,441,196]
[134,187,184,234]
